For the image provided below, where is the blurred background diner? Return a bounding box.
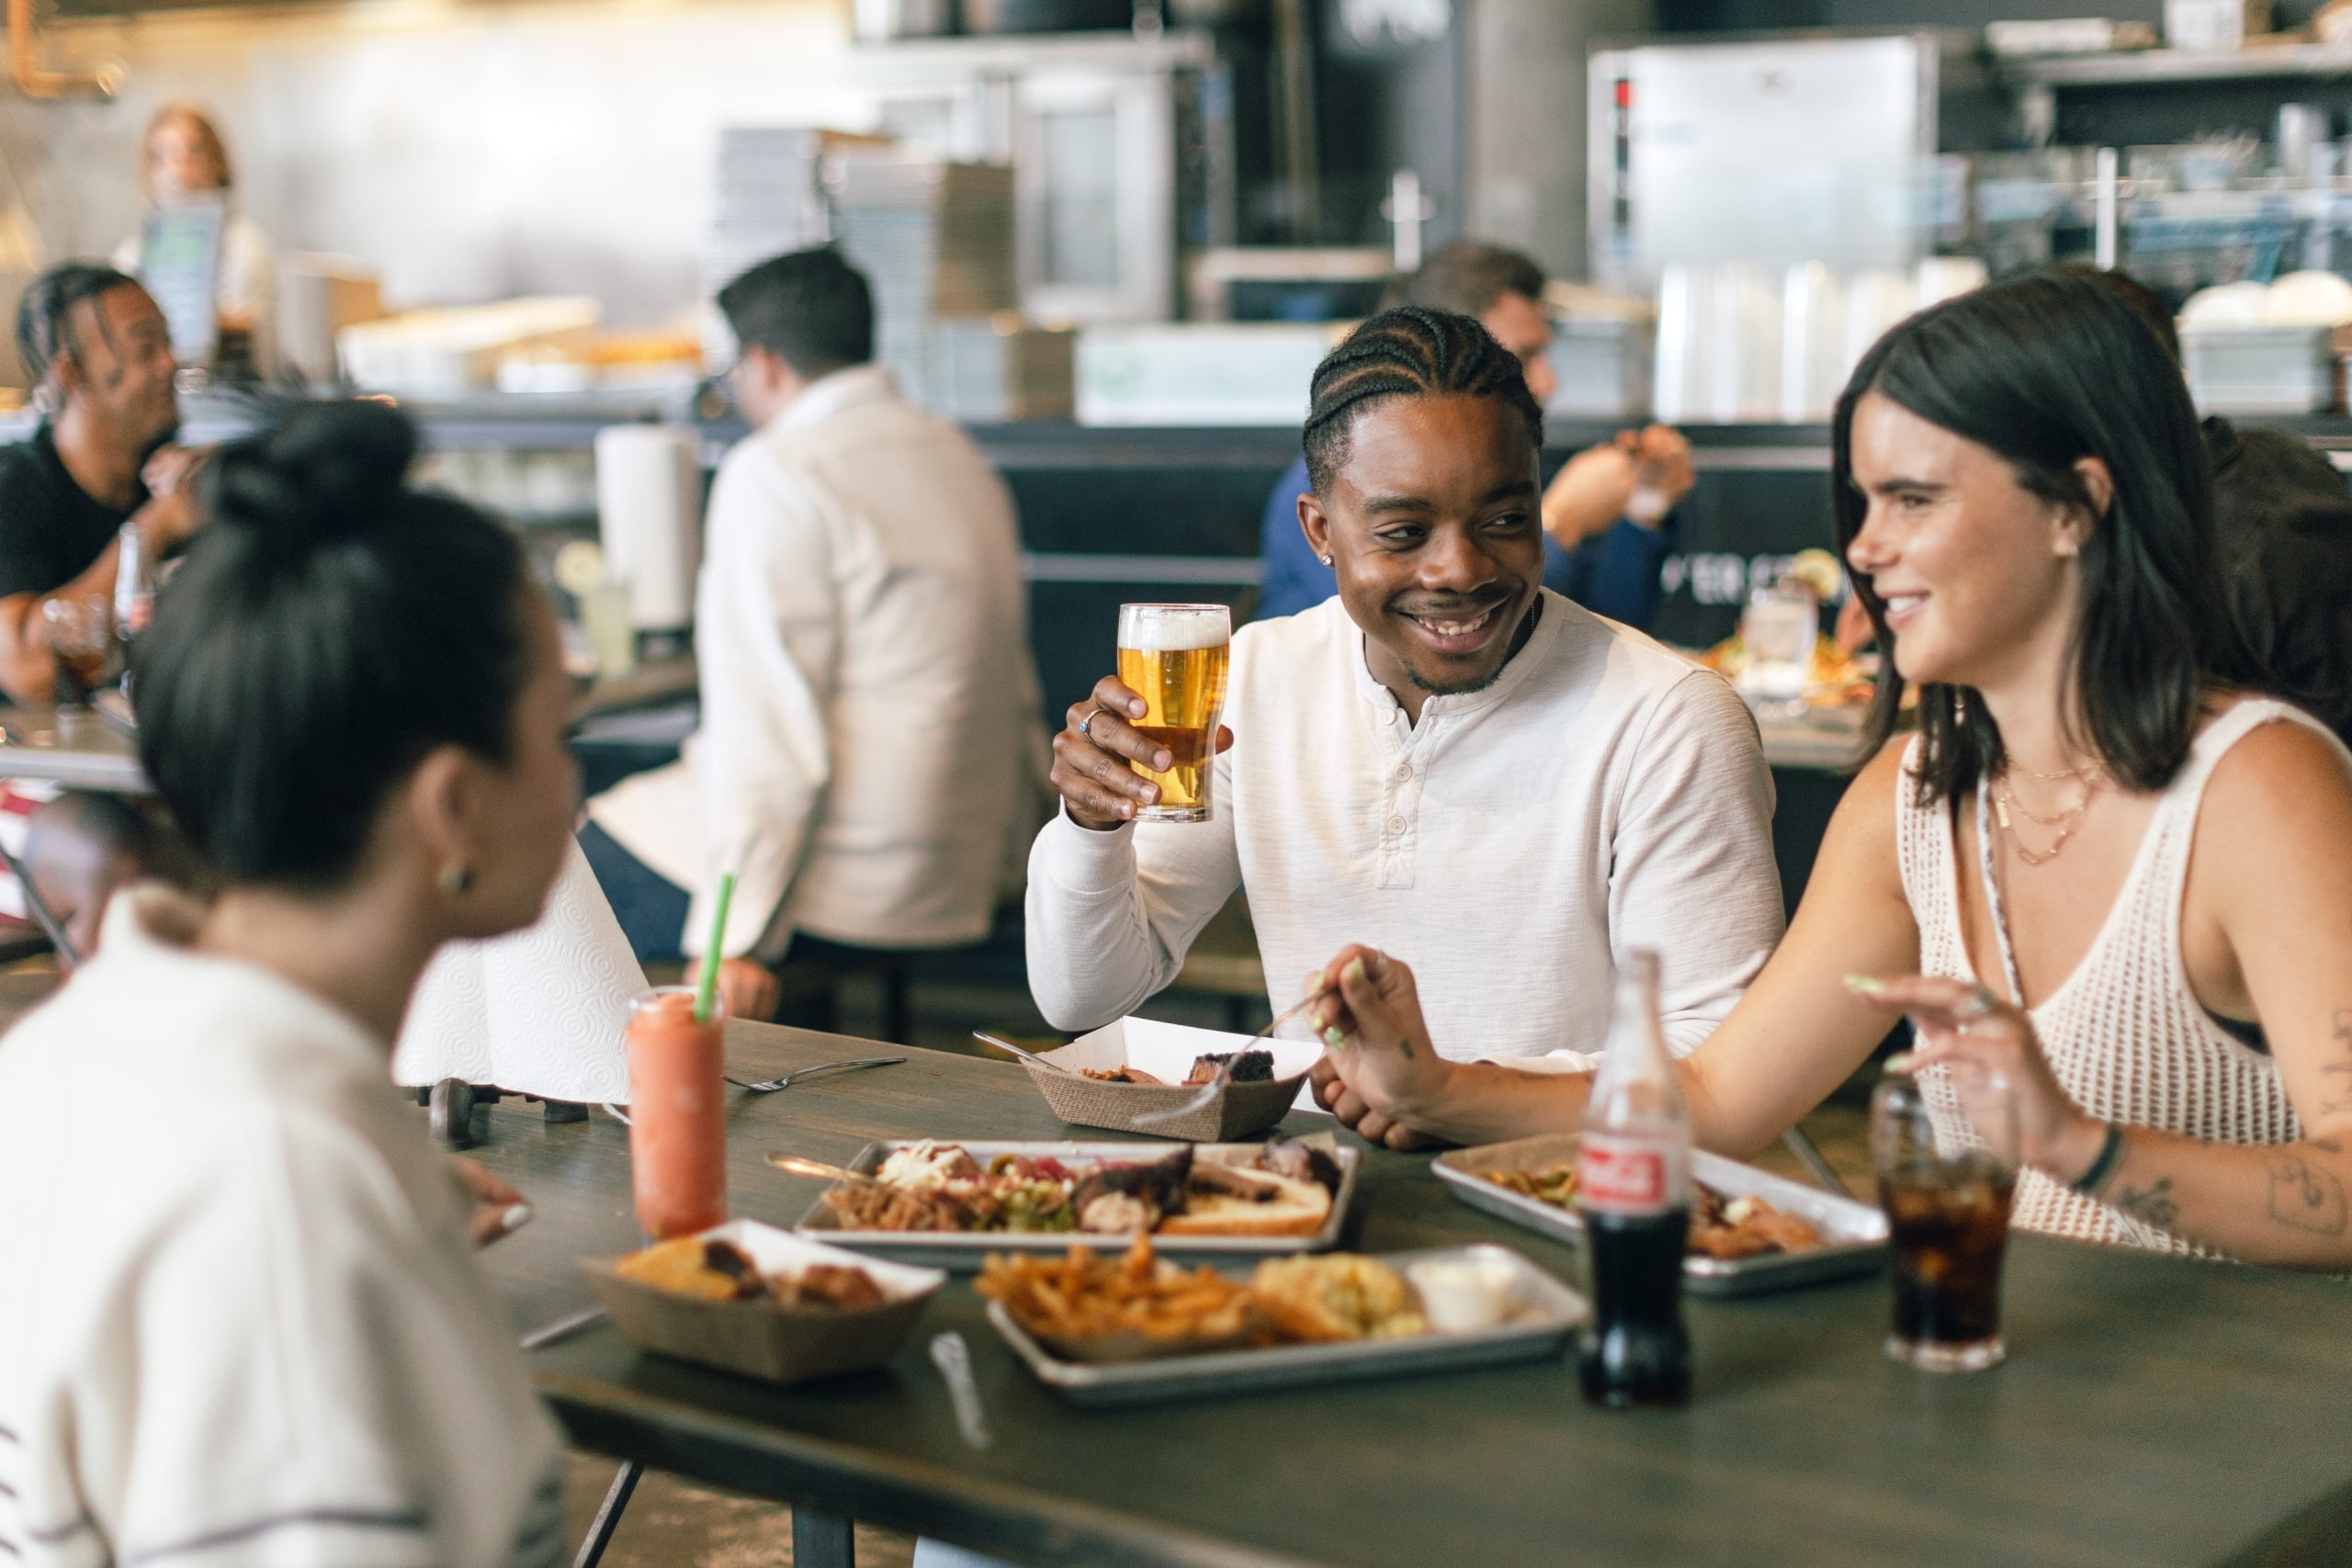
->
[110,103,274,380]
[1,0,2352,1557]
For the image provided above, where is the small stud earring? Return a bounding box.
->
[437,863,475,897]
[1318,553,1333,566]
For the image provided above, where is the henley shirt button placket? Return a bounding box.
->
[1376,744,1421,888]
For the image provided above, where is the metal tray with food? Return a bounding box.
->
[788,1136,1361,1270]
[981,1244,1587,1407]
[1432,1133,1889,1297]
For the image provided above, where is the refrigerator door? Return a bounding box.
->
[1589,33,1935,291]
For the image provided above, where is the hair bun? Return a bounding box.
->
[203,400,418,551]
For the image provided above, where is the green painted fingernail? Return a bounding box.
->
[1843,974,1883,993]
[1322,1026,1346,1048]
[1341,956,1365,985]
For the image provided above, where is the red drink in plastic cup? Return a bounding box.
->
[625,987,727,1239]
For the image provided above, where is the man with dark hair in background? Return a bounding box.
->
[2052,262,2352,748]
[1255,240,1694,626]
[0,264,203,704]
[584,246,1046,1022]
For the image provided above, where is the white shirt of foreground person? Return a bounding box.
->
[591,364,1045,960]
[1025,592,1785,1063]
[0,886,565,1568]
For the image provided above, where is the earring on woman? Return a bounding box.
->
[1318,553,1333,566]
[437,863,475,897]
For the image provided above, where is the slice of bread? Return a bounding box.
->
[1158,1169,1332,1237]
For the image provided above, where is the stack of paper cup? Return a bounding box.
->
[594,425,703,633]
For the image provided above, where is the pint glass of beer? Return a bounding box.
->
[1871,1066,2019,1373]
[1115,603,1232,824]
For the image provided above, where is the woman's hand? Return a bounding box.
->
[449,1154,533,1248]
[1847,974,2109,1182]
[1308,945,1453,1149]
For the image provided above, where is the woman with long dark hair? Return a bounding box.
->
[0,402,577,1563]
[1306,271,2352,1269]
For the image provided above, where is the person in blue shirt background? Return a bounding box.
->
[1257,241,1693,627]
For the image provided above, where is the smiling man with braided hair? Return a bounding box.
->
[1027,308,1781,1131]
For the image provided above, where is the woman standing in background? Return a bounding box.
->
[112,103,275,377]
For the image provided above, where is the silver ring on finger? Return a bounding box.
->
[1076,706,1099,739]
[1959,983,1999,1021]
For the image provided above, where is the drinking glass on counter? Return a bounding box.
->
[1871,1065,2018,1372]
[625,985,728,1240]
[41,595,112,708]
[1738,581,1815,721]
[1115,603,1231,824]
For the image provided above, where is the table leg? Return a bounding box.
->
[571,1460,642,1568]
[792,1506,855,1568]
[1781,1125,1852,1197]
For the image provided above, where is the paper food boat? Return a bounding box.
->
[1021,1017,1321,1142]
[582,1219,945,1383]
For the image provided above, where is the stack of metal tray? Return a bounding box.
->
[790,1138,1361,1270]
[985,1244,1588,1407]
[1433,1134,1889,1297]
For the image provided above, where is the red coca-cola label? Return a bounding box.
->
[1577,1134,1686,1216]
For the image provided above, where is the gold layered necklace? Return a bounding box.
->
[1990,760,2102,866]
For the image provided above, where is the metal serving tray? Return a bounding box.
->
[985,1244,1586,1407]
[789,1138,1361,1271]
[1433,1134,1889,1298]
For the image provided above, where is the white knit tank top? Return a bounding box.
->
[1895,699,2347,1253]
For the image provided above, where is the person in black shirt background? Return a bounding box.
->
[0,264,202,704]
[2058,262,2352,749]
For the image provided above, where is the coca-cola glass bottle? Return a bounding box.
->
[1577,950,1693,1408]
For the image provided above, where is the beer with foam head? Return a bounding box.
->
[1115,603,1232,823]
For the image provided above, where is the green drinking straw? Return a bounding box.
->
[694,872,737,1023]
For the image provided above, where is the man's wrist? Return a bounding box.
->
[1043,801,1138,893]
[1055,797,1136,838]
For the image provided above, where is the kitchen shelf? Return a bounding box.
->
[2002,43,2352,86]
[845,27,1213,80]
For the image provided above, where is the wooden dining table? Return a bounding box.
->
[461,1022,2352,1568]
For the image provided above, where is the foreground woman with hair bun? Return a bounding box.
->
[0,401,577,1566]
[1310,271,2352,1270]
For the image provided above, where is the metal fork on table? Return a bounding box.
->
[726,1055,905,1095]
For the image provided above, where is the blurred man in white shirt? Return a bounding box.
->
[586,248,1045,1021]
